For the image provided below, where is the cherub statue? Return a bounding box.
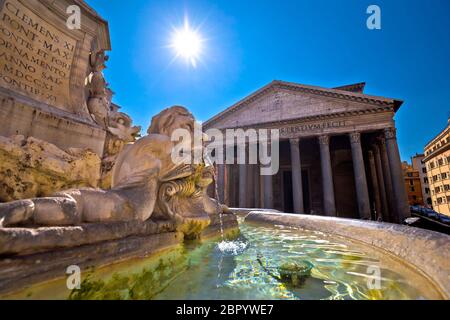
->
[0,106,226,237]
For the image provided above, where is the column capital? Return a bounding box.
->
[377,136,386,146]
[289,138,300,145]
[318,135,329,145]
[384,127,397,140]
[349,132,361,144]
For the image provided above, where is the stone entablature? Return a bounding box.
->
[208,109,395,141]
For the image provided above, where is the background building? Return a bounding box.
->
[423,119,450,216]
[402,161,424,205]
[205,80,410,223]
[411,154,431,206]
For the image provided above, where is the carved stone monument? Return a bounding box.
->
[0,0,140,200]
[0,0,110,153]
[0,106,233,237]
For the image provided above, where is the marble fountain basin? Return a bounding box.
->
[1,210,448,300]
[242,210,450,299]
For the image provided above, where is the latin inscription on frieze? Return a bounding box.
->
[280,120,348,136]
[0,0,77,110]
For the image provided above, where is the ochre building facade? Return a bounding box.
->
[423,120,450,216]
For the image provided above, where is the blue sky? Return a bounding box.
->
[86,0,450,161]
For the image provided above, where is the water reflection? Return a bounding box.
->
[5,221,442,300]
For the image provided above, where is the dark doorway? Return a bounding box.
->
[283,171,294,212]
[302,169,311,214]
[283,170,311,213]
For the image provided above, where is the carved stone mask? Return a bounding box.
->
[147,106,195,137]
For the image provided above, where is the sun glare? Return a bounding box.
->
[170,18,203,67]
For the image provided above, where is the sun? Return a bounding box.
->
[170,18,204,68]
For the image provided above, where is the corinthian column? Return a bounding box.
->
[263,141,273,209]
[238,144,247,208]
[318,135,336,216]
[384,127,410,223]
[368,150,382,220]
[349,132,371,219]
[373,145,389,221]
[217,163,225,203]
[290,138,304,214]
[378,138,395,222]
[254,162,261,208]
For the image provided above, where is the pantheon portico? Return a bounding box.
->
[204,81,410,223]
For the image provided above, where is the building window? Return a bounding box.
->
[442,173,448,179]
[438,159,444,166]
[445,185,450,191]
[410,186,415,192]
[422,168,427,174]
[425,187,430,194]
[424,177,429,184]
[437,197,443,204]
[430,162,435,169]
[409,180,414,186]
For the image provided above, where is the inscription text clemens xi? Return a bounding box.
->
[0,0,76,110]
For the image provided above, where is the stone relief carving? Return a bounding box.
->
[0,106,228,238]
[318,135,330,145]
[349,132,361,144]
[86,50,110,128]
[101,109,141,188]
[85,51,141,187]
[384,127,397,140]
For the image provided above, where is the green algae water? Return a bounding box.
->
[4,220,443,300]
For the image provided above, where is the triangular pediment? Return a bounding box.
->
[204,81,402,130]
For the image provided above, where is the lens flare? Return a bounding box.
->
[170,18,204,68]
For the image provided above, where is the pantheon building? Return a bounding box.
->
[204,80,410,223]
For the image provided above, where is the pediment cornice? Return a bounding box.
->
[212,104,394,131]
[204,80,402,129]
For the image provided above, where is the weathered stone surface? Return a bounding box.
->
[200,212,239,239]
[0,231,183,296]
[245,211,450,299]
[0,213,239,296]
[0,219,176,255]
[204,81,398,136]
[0,0,111,155]
[0,135,101,202]
[0,106,234,240]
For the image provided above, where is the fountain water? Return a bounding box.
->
[212,165,247,256]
